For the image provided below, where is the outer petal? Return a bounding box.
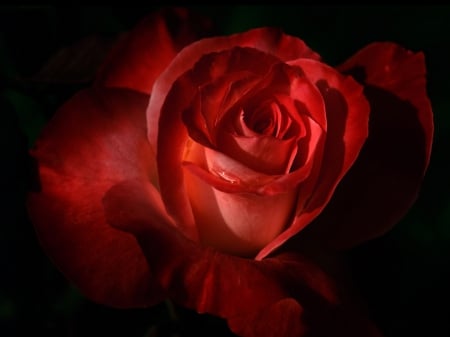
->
[103,179,384,337]
[149,40,319,232]
[27,88,162,307]
[95,7,214,94]
[257,59,370,259]
[306,43,434,250]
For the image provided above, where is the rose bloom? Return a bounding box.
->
[27,7,433,337]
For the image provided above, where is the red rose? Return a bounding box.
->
[27,7,433,337]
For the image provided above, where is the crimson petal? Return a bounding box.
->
[27,87,161,307]
[305,43,434,250]
[95,7,214,94]
[103,178,384,337]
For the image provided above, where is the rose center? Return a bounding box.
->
[252,117,273,134]
[243,101,281,137]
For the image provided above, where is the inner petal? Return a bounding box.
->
[219,132,299,175]
[240,97,301,140]
[217,96,306,175]
[244,101,279,136]
[184,162,298,257]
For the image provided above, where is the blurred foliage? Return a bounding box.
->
[0,5,449,337]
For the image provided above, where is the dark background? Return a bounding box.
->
[1,5,449,337]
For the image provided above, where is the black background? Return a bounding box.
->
[1,5,449,337]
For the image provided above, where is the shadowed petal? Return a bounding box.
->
[27,87,161,307]
[305,43,434,250]
[257,59,369,259]
[95,7,214,94]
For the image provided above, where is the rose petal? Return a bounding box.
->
[103,179,384,337]
[183,139,280,193]
[220,133,299,175]
[184,162,298,256]
[27,87,161,307]
[304,43,434,249]
[257,59,370,259]
[183,138,319,196]
[95,7,214,94]
[295,59,370,211]
[183,69,263,147]
[338,42,433,164]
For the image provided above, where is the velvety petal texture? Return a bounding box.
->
[95,7,214,94]
[103,179,384,337]
[27,88,162,308]
[184,161,299,256]
[303,43,434,250]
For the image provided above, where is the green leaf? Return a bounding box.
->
[1,89,46,147]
